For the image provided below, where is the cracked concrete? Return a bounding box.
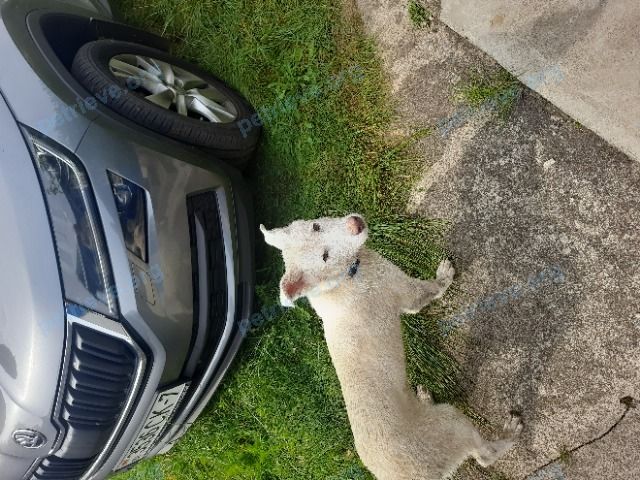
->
[555,403,640,480]
[354,1,640,478]
[524,398,636,479]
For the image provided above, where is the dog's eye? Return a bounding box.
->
[312,223,321,232]
[322,250,329,262]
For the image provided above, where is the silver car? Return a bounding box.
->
[0,1,258,479]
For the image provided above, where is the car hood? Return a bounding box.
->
[0,94,66,476]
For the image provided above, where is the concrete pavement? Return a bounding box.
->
[355,1,640,478]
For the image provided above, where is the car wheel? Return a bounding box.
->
[71,39,260,167]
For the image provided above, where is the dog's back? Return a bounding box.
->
[309,248,484,479]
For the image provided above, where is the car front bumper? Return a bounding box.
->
[72,116,255,479]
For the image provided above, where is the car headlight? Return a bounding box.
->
[27,131,119,318]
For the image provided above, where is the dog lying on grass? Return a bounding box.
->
[261,214,522,480]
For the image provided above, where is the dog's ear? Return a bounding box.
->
[344,214,368,249]
[279,270,307,307]
[346,214,367,235]
[260,224,287,250]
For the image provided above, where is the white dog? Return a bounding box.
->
[261,214,522,480]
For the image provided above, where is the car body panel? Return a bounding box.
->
[0,92,65,479]
[0,1,113,17]
[0,0,109,152]
[76,114,254,480]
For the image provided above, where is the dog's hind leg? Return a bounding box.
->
[472,414,523,467]
[402,260,455,314]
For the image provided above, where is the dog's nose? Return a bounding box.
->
[347,215,366,235]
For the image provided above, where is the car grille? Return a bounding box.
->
[182,191,228,380]
[64,325,137,429]
[33,457,94,480]
[33,325,138,480]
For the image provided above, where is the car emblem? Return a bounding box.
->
[12,429,47,449]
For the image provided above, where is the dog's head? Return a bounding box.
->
[261,214,368,306]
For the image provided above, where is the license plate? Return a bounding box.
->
[116,383,189,470]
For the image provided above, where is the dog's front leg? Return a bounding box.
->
[402,259,455,314]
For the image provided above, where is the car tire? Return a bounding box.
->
[71,39,260,167]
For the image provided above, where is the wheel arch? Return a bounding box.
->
[28,10,171,74]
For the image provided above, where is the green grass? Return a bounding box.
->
[407,0,432,29]
[455,69,523,119]
[109,0,463,478]
[557,447,574,467]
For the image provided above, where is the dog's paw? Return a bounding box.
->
[502,413,523,440]
[416,385,433,404]
[436,259,455,287]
